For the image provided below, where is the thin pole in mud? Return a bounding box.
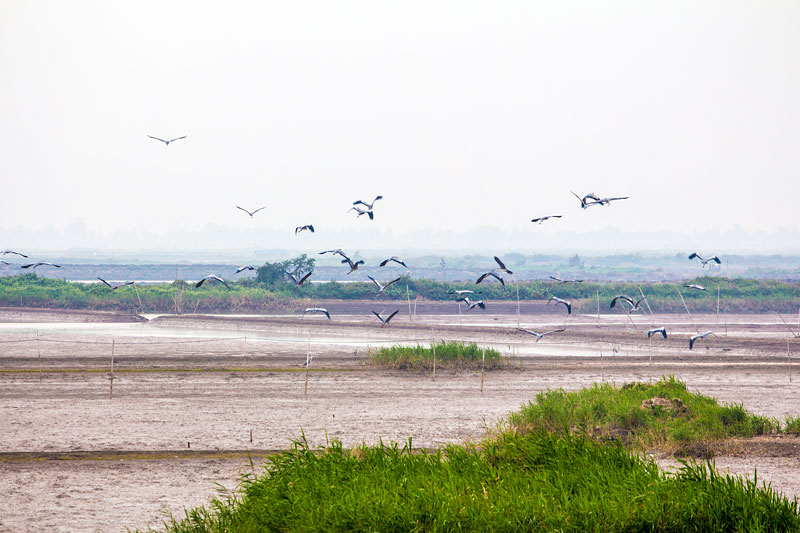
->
[406,284,413,322]
[775,313,798,338]
[648,335,652,384]
[304,338,310,396]
[250,429,253,443]
[638,287,655,324]
[675,286,699,334]
[134,285,145,315]
[786,341,793,382]
[596,289,600,328]
[480,345,485,394]
[109,339,115,399]
[716,284,721,328]
[243,335,247,372]
[600,348,604,383]
[432,337,437,381]
[516,283,521,329]
[37,330,41,378]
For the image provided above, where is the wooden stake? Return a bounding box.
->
[648,336,652,384]
[675,286,699,334]
[134,285,145,315]
[406,284,413,322]
[109,340,115,399]
[775,313,798,338]
[788,341,793,383]
[716,284,720,327]
[243,335,248,371]
[480,346,485,393]
[304,339,310,396]
[432,338,436,381]
[516,283,521,329]
[250,429,253,443]
[596,289,600,328]
[37,330,41,378]
[600,349,604,382]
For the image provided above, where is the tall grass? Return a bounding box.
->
[155,431,800,532]
[369,341,504,370]
[507,376,780,453]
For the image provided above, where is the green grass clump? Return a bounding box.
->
[369,341,504,370]
[155,431,800,532]
[507,376,780,453]
[784,416,800,435]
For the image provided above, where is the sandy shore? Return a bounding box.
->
[1,307,798,532]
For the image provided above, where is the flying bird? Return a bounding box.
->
[688,253,721,267]
[647,327,667,339]
[195,275,231,289]
[235,265,255,274]
[367,275,402,295]
[610,295,646,312]
[448,289,481,296]
[21,262,60,269]
[460,297,486,311]
[0,261,8,265]
[379,256,408,268]
[319,249,349,260]
[493,256,513,275]
[303,356,313,368]
[147,134,187,146]
[287,271,313,286]
[476,271,505,286]
[302,307,331,320]
[531,215,562,224]
[547,296,572,314]
[549,276,584,284]
[347,205,374,220]
[372,309,400,327]
[684,284,706,291]
[236,206,266,218]
[518,328,565,341]
[571,191,602,209]
[295,225,315,234]
[2,250,27,258]
[353,195,383,210]
[97,278,134,291]
[689,331,717,350]
[342,257,365,275]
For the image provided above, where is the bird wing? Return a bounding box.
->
[491,272,505,286]
[494,256,507,271]
[236,206,253,216]
[379,259,389,267]
[3,251,28,258]
[384,310,399,323]
[298,272,313,286]
[476,301,486,309]
[322,309,331,319]
[476,273,490,284]
[688,253,699,260]
[543,329,565,336]
[147,135,168,143]
[372,310,383,321]
[710,256,721,264]
[518,329,541,338]
[249,206,266,216]
[97,277,113,289]
[367,275,381,289]
[167,135,188,143]
[392,257,407,267]
[383,277,402,290]
[549,276,563,283]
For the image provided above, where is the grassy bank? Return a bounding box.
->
[149,379,800,532]
[507,377,779,454]
[1,274,799,313]
[369,341,504,370]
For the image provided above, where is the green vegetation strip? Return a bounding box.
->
[507,376,782,454]
[2,273,799,313]
[369,340,505,370]
[151,379,800,532]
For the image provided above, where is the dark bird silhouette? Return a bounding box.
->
[0,260,8,265]
[368,275,402,295]
[235,265,255,274]
[2,250,27,258]
[531,215,562,224]
[236,206,266,218]
[548,296,572,314]
[287,271,313,286]
[688,253,721,267]
[493,256,513,275]
[303,307,330,320]
[303,356,313,368]
[372,309,399,327]
[647,327,667,339]
[549,276,584,284]
[684,284,706,291]
[195,275,231,289]
[689,331,717,350]
[460,297,486,311]
[518,328,565,341]
[21,262,60,269]
[571,191,628,209]
[347,205,374,220]
[476,271,505,286]
[353,195,383,210]
[97,278,134,291]
[295,225,315,234]
[147,134,187,146]
[379,256,407,268]
[610,295,645,312]
[342,257,365,275]
[319,249,349,260]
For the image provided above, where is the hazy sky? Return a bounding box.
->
[2,2,799,253]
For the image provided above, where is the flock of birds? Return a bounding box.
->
[0,135,725,352]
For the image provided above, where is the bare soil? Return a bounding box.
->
[1,307,799,532]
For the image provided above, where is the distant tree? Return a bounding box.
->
[256,254,315,288]
[568,254,582,268]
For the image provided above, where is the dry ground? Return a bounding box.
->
[1,304,799,532]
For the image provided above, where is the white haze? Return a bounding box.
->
[1,1,799,257]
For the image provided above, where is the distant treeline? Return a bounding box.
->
[0,274,798,314]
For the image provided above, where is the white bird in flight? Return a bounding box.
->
[21,262,60,269]
[688,253,721,267]
[684,284,706,291]
[647,327,667,339]
[476,271,505,287]
[531,215,562,224]
[147,135,187,146]
[379,256,408,268]
[518,328,565,341]
[287,271,313,286]
[689,331,717,350]
[353,195,383,210]
[295,225,315,234]
[2,250,27,258]
[97,278,134,291]
[195,275,231,289]
[548,296,572,314]
[303,308,331,320]
[235,265,255,274]
[372,309,400,327]
[236,206,266,218]
[549,276,584,284]
[461,297,486,311]
[367,275,402,295]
